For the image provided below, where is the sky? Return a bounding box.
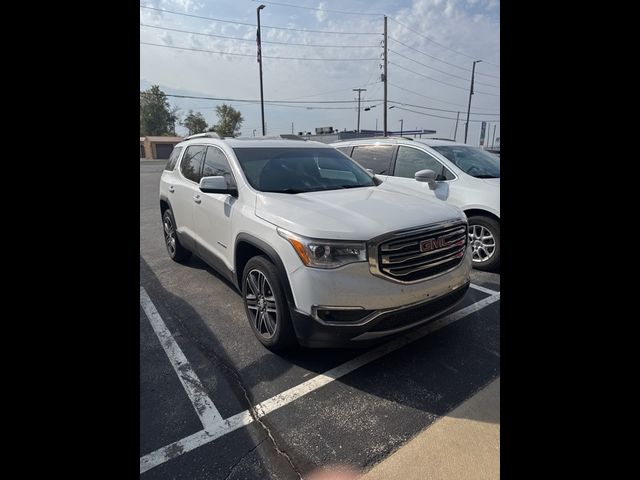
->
[140,0,499,145]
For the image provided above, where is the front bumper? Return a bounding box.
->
[290,279,470,348]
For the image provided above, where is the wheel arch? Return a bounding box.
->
[234,234,295,307]
[463,208,500,223]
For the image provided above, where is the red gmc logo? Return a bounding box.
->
[420,236,454,252]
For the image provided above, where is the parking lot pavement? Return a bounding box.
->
[140,163,500,478]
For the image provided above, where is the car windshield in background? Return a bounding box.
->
[233,147,376,193]
[431,146,500,178]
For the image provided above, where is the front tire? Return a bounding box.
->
[242,256,297,351]
[468,215,500,272]
[162,209,192,263]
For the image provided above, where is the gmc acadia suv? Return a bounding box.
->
[159,133,472,349]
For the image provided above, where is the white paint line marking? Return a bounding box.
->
[140,287,224,432]
[140,292,500,474]
[470,283,500,296]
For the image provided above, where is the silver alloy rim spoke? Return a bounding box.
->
[469,224,496,263]
[247,273,259,297]
[164,218,176,255]
[245,269,278,339]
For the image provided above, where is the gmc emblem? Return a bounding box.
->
[420,236,453,252]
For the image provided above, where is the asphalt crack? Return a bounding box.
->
[169,309,304,480]
[220,361,303,480]
[223,437,267,480]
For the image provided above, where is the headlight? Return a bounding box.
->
[277,228,367,269]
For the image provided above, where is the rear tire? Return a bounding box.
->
[467,215,500,272]
[162,209,192,263]
[242,256,297,351]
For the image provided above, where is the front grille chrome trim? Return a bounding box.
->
[368,219,468,284]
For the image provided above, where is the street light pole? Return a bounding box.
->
[399,119,403,136]
[257,4,266,136]
[464,60,481,144]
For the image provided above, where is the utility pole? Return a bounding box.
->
[291,122,294,134]
[375,118,378,133]
[464,60,481,144]
[454,111,460,141]
[383,15,388,137]
[399,119,403,136]
[491,124,496,148]
[353,88,367,132]
[257,4,266,136]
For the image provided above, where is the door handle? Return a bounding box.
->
[193,195,201,204]
[168,186,175,193]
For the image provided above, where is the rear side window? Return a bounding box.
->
[335,146,353,157]
[203,147,235,185]
[394,146,455,181]
[350,145,395,174]
[180,145,206,183]
[164,146,183,171]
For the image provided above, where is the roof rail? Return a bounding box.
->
[183,132,222,140]
[279,134,306,141]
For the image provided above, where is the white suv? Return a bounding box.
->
[159,133,472,349]
[331,138,500,271]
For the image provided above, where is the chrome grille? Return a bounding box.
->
[370,220,467,283]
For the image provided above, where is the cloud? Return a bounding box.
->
[160,32,174,46]
[315,2,328,23]
[140,0,499,141]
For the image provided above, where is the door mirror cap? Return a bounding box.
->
[414,169,437,190]
[199,176,237,195]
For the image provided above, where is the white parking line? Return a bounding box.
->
[140,292,500,474]
[470,283,500,296]
[140,287,224,432]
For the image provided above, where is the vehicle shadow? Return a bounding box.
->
[141,254,500,474]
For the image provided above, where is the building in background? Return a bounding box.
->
[140,136,184,159]
[297,128,436,144]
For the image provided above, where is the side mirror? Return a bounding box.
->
[199,176,238,196]
[414,169,437,190]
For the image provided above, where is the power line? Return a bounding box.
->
[390,61,500,96]
[389,82,482,108]
[388,82,498,111]
[389,100,499,116]
[388,48,499,88]
[252,0,383,16]
[389,36,500,78]
[140,23,379,48]
[390,105,500,122]
[388,82,468,108]
[140,42,379,61]
[140,91,383,104]
[140,4,381,35]
[280,81,380,101]
[388,17,500,68]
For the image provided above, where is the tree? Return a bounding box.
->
[181,110,208,135]
[210,104,244,137]
[140,85,178,136]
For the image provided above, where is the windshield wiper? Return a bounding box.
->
[337,184,365,189]
[474,174,499,179]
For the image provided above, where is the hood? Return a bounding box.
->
[255,186,464,240]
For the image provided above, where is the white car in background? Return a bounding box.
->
[331,137,500,271]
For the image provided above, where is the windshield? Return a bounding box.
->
[232,147,376,193]
[431,145,500,178]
